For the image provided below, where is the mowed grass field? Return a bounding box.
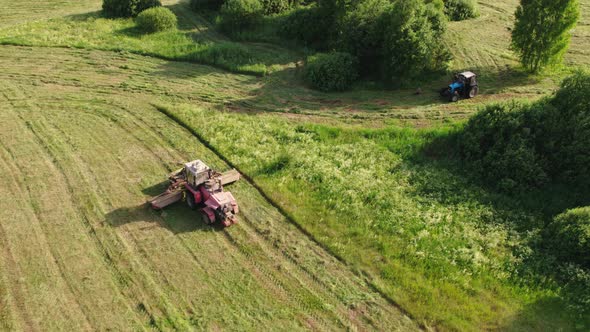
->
[0,46,417,331]
[0,0,589,331]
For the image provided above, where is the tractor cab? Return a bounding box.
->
[440,71,479,102]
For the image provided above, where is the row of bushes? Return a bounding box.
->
[282,0,451,90]
[185,0,454,90]
[457,71,590,192]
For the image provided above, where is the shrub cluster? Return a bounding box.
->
[443,0,478,21]
[548,207,590,269]
[294,0,451,84]
[279,6,329,48]
[136,7,177,32]
[558,263,590,314]
[190,0,225,10]
[219,0,263,34]
[304,52,358,92]
[102,0,161,18]
[457,72,590,191]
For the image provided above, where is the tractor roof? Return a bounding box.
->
[459,71,476,78]
[185,159,210,176]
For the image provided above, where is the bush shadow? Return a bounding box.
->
[403,130,590,325]
[114,25,144,37]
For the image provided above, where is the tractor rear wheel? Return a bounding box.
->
[186,192,196,210]
[450,92,459,102]
[469,86,479,98]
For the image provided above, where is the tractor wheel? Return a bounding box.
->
[469,86,479,98]
[186,192,196,210]
[200,211,211,225]
[450,92,459,102]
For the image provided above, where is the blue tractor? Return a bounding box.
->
[440,71,479,102]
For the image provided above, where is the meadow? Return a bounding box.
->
[0,45,417,331]
[0,0,589,330]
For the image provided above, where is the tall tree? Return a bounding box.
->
[511,0,580,72]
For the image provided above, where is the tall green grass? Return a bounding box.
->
[0,13,291,76]
[159,103,584,331]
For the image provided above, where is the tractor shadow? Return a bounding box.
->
[103,181,226,234]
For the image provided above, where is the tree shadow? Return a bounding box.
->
[401,132,590,326]
[411,130,590,221]
[501,295,582,331]
[65,11,103,21]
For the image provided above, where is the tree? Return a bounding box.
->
[379,0,450,82]
[511,0,579,72]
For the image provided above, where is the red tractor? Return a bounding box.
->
[149,160,241,227]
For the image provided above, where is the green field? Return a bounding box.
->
[0,0,588,331]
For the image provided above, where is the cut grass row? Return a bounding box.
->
[2,42,586,330]
[0,0,589,329]
[0,49,416,330]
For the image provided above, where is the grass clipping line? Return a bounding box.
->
[151,102,424,328]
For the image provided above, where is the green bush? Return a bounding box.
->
[443,0,478,21]
[558,263,590,314]
[458,102,549,190]
[260,0,290,15]
[380,0,451,82]
[219,0,263,34]
[457,72,590,191]
[304,52,358,92]
[335,0,389,76]
[102,0,161,18]
[136,7,177,32]
[547,208,590,269]
[511,0,579,72]
[190,0,224,11]
[279,7,328,47]
[425,0,448,34]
